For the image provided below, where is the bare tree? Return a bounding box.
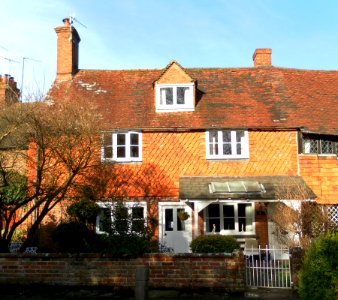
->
[269,177,332,249]
[0,98,102,252]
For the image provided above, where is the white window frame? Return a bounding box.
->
[101,131,142,163]
[206,130,249,159]
[95,201,147,234]
[204,202,255,235]
[155,83,194,112]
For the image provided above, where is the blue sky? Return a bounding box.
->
[1,0,338,101]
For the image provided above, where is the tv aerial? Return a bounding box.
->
[69,14,87,29]
[21,57,41,101]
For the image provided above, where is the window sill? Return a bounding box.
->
[156,107,195,113]
[101,159,142,164]
[206,157,249,161]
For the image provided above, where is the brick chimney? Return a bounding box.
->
[253,48,272,67]
[0,74,20,106]
[54,18,81,80]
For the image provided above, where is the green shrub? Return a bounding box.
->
[190,234,239,253]
[52,222,100,253]
[298,232,338,300]
[67,198,100,224]
[98,233,151,258]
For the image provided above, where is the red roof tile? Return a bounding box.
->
[46,66,338,135]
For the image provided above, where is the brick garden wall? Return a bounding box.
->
[0,253,245,293]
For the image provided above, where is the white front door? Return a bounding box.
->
[159,202,192,253]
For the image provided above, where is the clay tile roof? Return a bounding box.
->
[46,66,338,135]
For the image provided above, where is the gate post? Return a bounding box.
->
[135,266,149,300]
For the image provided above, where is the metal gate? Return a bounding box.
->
[245,246,291,288]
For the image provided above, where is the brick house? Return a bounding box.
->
[44,18,338,252]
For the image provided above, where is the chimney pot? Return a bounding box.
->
[253,48,272,67]
[62,18,71,27]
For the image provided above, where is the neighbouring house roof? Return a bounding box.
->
[46,66,338,135]
[179,176,316,201]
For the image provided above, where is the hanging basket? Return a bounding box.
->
[178,211,189,221]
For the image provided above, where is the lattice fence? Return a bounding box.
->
[327,205,338,231]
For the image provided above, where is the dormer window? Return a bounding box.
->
[156,83,194,112]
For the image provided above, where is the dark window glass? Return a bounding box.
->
[208,204,220,217]
[117,147,126,158]
[99,208,112,232]
[131,207,144,232]
[177,208,185,231]
[223,205,235,230]
[117,134,126,145]
[130,146,139,157]
[130,133,139,145]
[177,87,189,104]
[165,209,173,231]
[206,204,220,233]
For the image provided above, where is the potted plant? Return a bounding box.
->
[177,211,189,221]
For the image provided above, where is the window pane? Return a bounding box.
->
[177,208,185,231]
[131,207,145,233]
[160,88,173,105]
[237,143,242,155]
[165,209,173,231]
[117,147,126,158]
[177,87,189,104]
[130,146,139,157]
[130,133,139,145]
[208,204,220,217]
[321,140,334,154]
[209,131,218,155]
[132,219,145,232]
[238,204,253,232]
[207,219,220,232]
[132,207,144,219]
[223,205,235,230]
[113,206,129,233]
[222,131,232,155]
[99,208,112,232]
[117,134,126,145]
[223,205,235,217]
[228,181,245,192]
[222,131,231,142]
[236,131,245,142]
[223,144,232,155]
[206,204,220,233]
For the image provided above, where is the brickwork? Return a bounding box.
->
[0,74,20,106]
[300,155,338,204]
[0,253,245,292]
[54,18,80,81]
[254,211,269,246]
[253,48,272,67]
